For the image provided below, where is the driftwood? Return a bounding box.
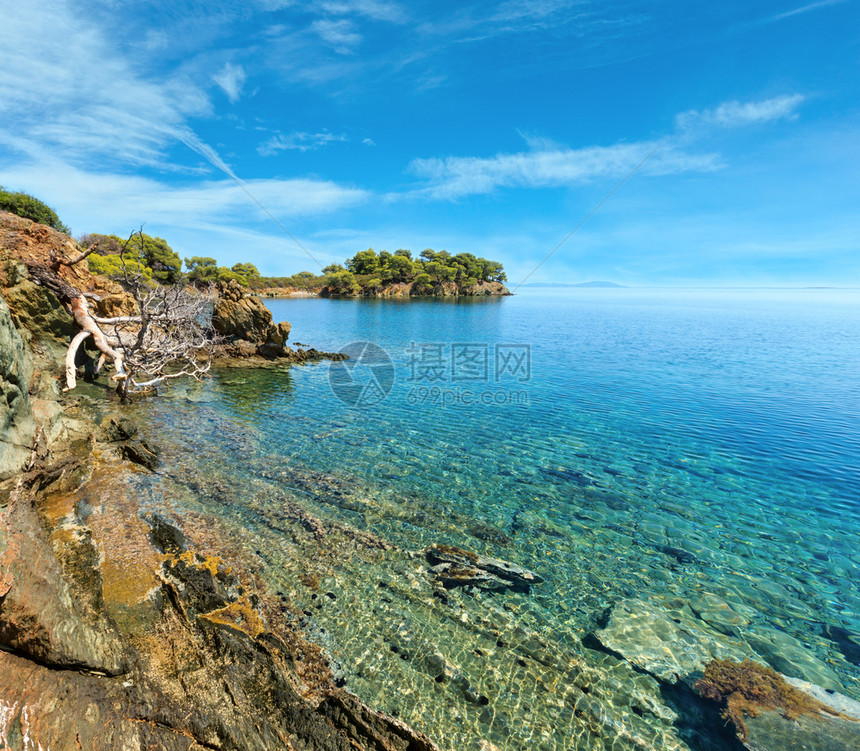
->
[25,230,215,399]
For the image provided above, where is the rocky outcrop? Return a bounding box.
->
[213,278,300,359]
[321,280,512,298]
[213,279,281,343]
[460,280,510,296]
[0,213,437,751]
[0,446,440,751]
[213,280,348,365]
[0,294,34,479]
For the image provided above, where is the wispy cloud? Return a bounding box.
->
[408,93,805,199]
[319,0,407,23]
[771,0,848,22]
[0,0,211,169]
[311,18,363,53]
[409,139,720,199]
[258,131,349,156]
[676,94,805,131]
[0,161,369,232]
[213,62,247,103]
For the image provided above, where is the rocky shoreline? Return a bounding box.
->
[0,213,435,750]
[256,280,511,299]
[3,212,860,751]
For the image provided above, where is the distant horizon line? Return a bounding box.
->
[519,282,860,290]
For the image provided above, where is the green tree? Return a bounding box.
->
[232,262,260,279]
[87,253,153,281]
[412,273,433,292]
[479,259,506,282]
[347,249,379,275]
[185,256,219,284]
[388,254,414,283]
[364,277,383,294]
[129,233,181,283]
[0,186,71,234]
[324,269,359,295]
[426,261,455,283]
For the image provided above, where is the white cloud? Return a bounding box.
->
[258,132,348,156]
[213,62,247,103]
[409,140,720,199]
[319,0,407,23]
[311,19,362,53]
[0,161,369,233]
[362,137,377,146]
[676,94,805,131]
[0,0,211,169]
[771,0,848,21]
[407,94,802,200]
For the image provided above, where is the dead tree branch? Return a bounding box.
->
[26,228,217,399]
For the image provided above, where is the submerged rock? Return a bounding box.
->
[593,598,753,683]
[694,659,860,751]
[425,543,543,592]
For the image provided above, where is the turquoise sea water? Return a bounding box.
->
[129,288,860,750]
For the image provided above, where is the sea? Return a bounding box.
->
[125,287,860,750]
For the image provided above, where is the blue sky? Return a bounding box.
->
[1,0,858,285]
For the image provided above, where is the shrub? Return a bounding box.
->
[87,252,153,281]
[0,186,71,234]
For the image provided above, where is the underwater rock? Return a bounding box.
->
[425,543,543,592]
[100,414,139,442]
[694,659,860,751]
[743,626,842,691]
[821,623,860,667]
[593,598,753,683]
[118,438,160,471]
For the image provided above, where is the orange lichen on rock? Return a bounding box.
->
[37,491,77,525]
[177,550,229,577]
[694,658,854,739]
[198,597,266,639]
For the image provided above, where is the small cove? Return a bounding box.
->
[123,287,860,750]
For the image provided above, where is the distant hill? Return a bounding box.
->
[522,281,626,288]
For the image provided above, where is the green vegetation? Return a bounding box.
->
[81,232,181,284]
[0,186,71,234]
[87,252,153,282]
[316,247,506,296]
[74,227,504,298]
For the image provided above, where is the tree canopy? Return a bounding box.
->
[319,247,507,295]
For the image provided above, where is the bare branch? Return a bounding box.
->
[64,331,92,392]
[26,228,218,400]
[62,240,102,267]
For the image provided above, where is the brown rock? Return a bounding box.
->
[212,281,274,343]
[0,490,132,675]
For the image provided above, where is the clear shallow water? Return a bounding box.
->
[128,288,860,750]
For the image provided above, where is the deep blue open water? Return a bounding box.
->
[128,288,860,750]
